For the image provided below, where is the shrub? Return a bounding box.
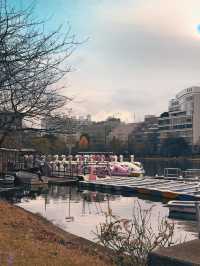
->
[95,201,176,266]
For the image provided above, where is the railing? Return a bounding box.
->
[50,163,80,178]
[50,161,111,178]
[183,169,200,179]
[164,168,182,178]
[164,168,200,179]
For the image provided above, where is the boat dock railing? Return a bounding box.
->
[50,161,111,178]
[183,169,200,179]
[164,168,182,178]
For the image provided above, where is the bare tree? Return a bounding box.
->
[0,0,77,146]
[95,202,177,266]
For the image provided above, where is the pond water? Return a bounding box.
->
[13,185,198,243]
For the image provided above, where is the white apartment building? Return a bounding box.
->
[158,87,200,146]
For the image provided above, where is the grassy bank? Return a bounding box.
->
[0,201,113,266]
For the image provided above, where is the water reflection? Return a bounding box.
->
[10,184,197,242]
[65,186,74,222]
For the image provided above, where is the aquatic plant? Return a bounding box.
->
[95,201,176,266]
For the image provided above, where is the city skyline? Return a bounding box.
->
[11,0,200,122]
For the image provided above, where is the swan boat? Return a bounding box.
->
[167,200,200,220]
[82,160,145,181]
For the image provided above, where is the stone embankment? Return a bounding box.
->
[148,240,200,266]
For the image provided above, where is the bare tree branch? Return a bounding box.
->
[0,0,78,146]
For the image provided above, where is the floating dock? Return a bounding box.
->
[79,177,200,201]
[48,177,77,185]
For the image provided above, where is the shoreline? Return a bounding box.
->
[0,200,113,266]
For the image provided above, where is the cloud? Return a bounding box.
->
[61,0,200,121]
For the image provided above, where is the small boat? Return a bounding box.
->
[15,171,48,185]
[167,201,200,220]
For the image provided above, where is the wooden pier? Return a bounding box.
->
[79,177,200,201]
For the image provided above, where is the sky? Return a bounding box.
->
[9,0,200,122]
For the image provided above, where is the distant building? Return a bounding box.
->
[158,87,200,147]
[108,123,137,143]
[0,111,23,130]
[0,111,23,148]
[128,115,159,155]
[41,114,92,134]
[81,117,121,150]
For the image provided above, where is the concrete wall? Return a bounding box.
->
[148,239,200,266]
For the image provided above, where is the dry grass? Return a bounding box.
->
[0,201,113,266]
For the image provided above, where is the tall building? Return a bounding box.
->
[158,87,200,146]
